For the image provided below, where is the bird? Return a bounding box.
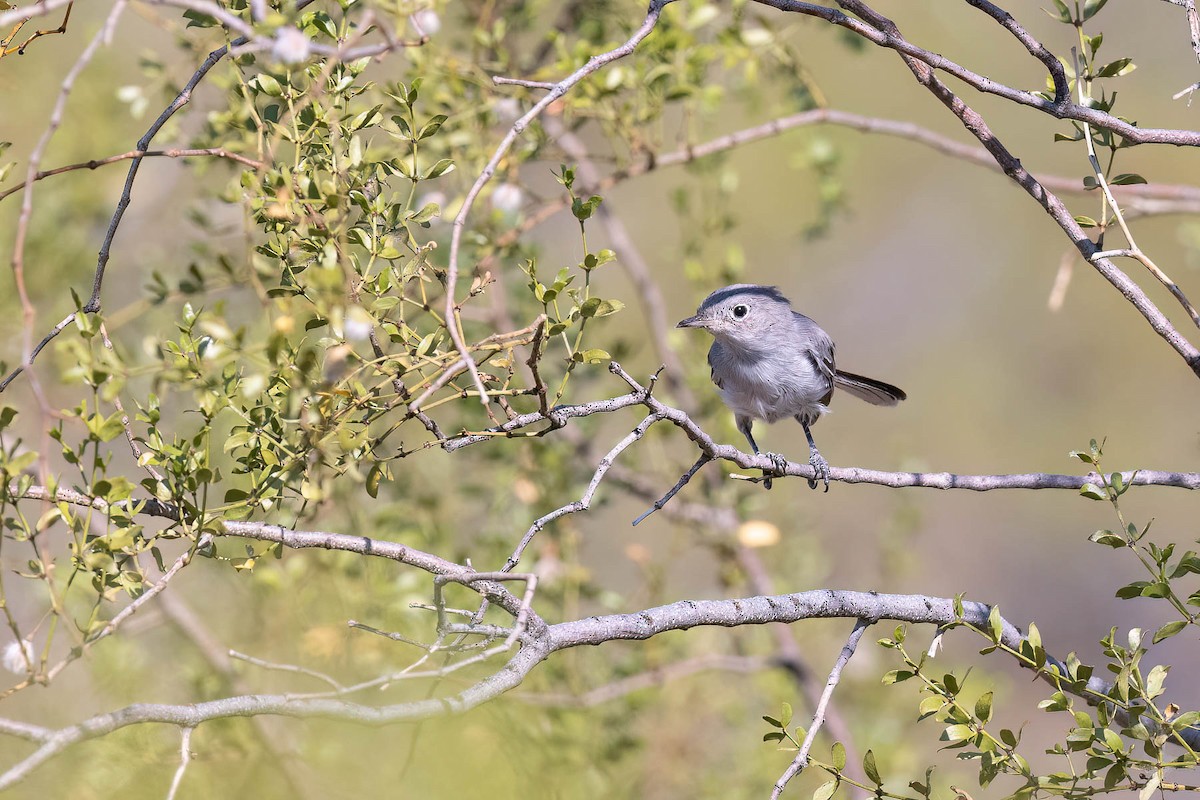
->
[677,284,905,491]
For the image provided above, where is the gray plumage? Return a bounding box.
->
[677,284,905,490]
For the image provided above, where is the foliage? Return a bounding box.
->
[1,0,1199,798]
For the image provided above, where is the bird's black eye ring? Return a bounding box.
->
[732,304,749,319]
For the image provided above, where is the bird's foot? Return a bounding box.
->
[808,450,830,492]
[758,452,790,491]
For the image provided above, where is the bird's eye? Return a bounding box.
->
[732,304,749,319]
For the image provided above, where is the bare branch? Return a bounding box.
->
[0,148,264,203]
[760,0,1200,377]
[0,0,75,28]
[164,727,193,800]
[503,412,661,570]
[632,453,712,526]
[2,586,1174,790]
[752,0,1200,146]
[228,651,345,692]
[0,717,53,743]
[492,76,557,89]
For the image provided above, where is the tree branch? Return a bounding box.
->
[752,0,1200,146]
[758,0,1200,377]
[8,582,1190,790]
[444,0,675,405]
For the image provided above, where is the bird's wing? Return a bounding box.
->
[794,312,836,379]
[707,342,725,389]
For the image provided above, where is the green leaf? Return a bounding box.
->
[780,702,793,728]
[254,74,284,97]
[303,10,338,39]
[409,202,441,224]
[574,348,611,364]
[390,115,412,139]
[1145,664,1168,698]
[423,158,455,179]
[1095,58,1135,78]
[1070,448,1099,465]
[831,741,846,770]
[1082,0,1110,20]
[349,105,382,132]
[183,8,218,27]
[571,195,603,221]
[1078,482,1108,501]
[366,462,384,498]
[579,298,625,319]
[1153,620,1188,643]
[1088,530,1126,548]
[863,750,880,785]
[812,779,838,800]
[1073,215,1098,228]
[417,114,447,140]
[1109,173,1147,185]
[918,695,943,718]
[941,723,974,742]
[1140,581,1170,599]
[975,691,994,724]
[988,605,1003,643]
[1044,0,1072,23]
[1115,580,1148,599]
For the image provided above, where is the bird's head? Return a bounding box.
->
[676,284,794,347]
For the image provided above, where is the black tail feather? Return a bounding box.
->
[833,370,906,406]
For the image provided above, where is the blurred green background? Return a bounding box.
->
[2,1,1200,797]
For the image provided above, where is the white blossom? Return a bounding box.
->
[272,27,311,65]
[491,182,524,214]
[2,640,35,674]
[343,308,374,342]
[494,97,521,124]
[410,9,441,36]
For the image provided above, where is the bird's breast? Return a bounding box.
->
[709,344,831,424]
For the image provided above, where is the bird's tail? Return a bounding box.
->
[833,370,906,406]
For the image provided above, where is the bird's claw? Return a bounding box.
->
[759,451,790,491]
[808,451,830,492]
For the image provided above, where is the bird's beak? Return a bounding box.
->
[676,314,705,329]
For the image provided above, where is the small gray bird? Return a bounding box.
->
[677,284,905,491]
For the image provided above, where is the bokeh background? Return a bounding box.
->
[2,1,1199,797]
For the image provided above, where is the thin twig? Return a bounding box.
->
[751,0,1200,146]
[492,76,557,89]
[758,0,1200,377]
[632,454,712,526]
[503,413,661,570]
[771,618,871,799]
[1070,47,1200,328]
[36,535,207,687]
[164,727,193,800]
[229,651,345,691]
[0,148,264,203]
[444,0,674,406]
